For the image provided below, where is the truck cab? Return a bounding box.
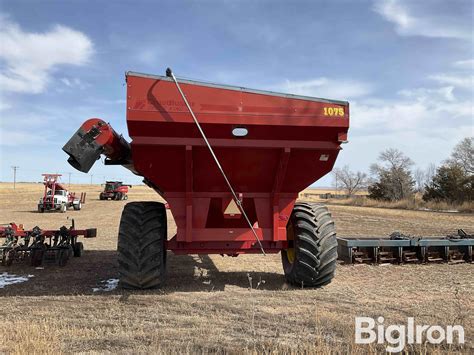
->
[38,174,84,213]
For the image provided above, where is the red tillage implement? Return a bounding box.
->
[63,69,349,289]
[0,221,96,266]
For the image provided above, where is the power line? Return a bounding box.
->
[1,166,142,184]
[11,166,19,189]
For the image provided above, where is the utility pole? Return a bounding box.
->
[90,174,93,185]
[68,172,72,188]
[11,166,19,189]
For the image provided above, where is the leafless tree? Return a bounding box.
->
[371,148,414,174]
[332,166,368,196]
[414,168,426,193]
[425,163,437,183]
[446,137,473,174]
[414,163,437,193]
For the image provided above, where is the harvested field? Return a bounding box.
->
[0,183,472,353]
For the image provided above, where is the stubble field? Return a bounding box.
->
[0,183,472,353]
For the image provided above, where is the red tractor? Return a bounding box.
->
[99,181,131,200]
[63,68,349,289]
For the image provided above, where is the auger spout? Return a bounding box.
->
[62,118,135,174]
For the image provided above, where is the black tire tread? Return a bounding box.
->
[73,242,84,257]
[282,202,337,287]
[117,202,167,289]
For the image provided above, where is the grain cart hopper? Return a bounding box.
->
[63,69,349,289]
[100,181,132,200]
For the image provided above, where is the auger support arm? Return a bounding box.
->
[62,118,133,173]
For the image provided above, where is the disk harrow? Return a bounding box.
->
[337,230,473,265]
[0,221,96,267]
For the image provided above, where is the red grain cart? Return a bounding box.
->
[63,69,349,289]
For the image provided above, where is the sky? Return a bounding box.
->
[0,0,472,186]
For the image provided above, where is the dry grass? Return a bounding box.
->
[0,183,473,353]
[299,187,367,198]
[307,194,474,214]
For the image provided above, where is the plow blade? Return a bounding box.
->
[337,237,412,264]
[337,230,473,265]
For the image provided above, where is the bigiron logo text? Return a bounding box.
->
[355,317,465,352]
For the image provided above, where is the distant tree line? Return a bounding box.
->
[332,137,473,204]
[423,137,473,203]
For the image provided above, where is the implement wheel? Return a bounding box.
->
[73,242,84,257]
[118,202,167,289]
[30,247,45,267]
[1,249,14,266]
[282,202,337,287]
[57,248,69,266]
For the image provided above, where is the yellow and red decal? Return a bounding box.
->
[323,107,345,117]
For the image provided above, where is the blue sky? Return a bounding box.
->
[0,0,472,186]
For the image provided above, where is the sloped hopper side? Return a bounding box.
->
[125,72,349,253]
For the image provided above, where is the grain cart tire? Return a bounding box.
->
[73,242,84,257]
[117,202,167,289]
[38,205,44,213]
[282,202,337,287]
